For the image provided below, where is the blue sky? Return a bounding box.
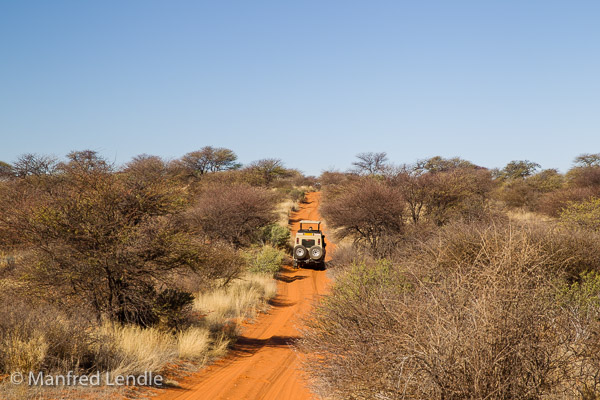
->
[1,1,599,176]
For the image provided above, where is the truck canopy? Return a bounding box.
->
[298,220,321,232]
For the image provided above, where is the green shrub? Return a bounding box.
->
[557,270,600,314]
[243,246,285,275]
[331,260,409,304]
[560,197,600,231]
[288,188,306,203]
[259,224,290,248]
[153,289,195,332]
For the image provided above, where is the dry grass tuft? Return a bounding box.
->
[193,274,277,331]
[2,334,48,373]
[210,332,232,359]
[506,208,552,223]
[176,327,211,361]
[98,323,177,376]
[276,197,297,226]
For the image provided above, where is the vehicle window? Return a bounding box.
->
[302,239,315,248]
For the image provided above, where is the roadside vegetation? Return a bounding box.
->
[0,147,308,398]
[301,152,600,399]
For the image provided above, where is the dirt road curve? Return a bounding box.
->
[156,192,330,400]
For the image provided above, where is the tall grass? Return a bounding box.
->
[2,334,48,373]
[276,197,297,226]
[92,273,279,379]
[0,272,278,398]
[97,323,177,376]
[176,327,211,361]
[194,273,277,331]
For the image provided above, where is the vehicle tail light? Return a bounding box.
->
[296,238,299,244]
[318,239,321,245]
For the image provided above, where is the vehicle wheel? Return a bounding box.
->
[309,246,323,260]
[293,245,307,260]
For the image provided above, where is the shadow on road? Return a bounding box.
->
[274,274,309,283]
[298,264,327,271]
[268,297,296,307]
[231,335,301,357]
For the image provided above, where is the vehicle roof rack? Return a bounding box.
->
[299,220,322,232]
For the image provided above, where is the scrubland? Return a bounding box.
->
[0,148,312,399]
[301,153,600,400]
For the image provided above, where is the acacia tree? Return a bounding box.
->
[0,161,12,180]
[389,165,428,224]
[574,153,600,168]
[180,146,240,177]
[500,160,541,180]
[321,179,405,256]
[351,152,389,175]
[0,151,225,326]
[12,153,58,177]
[122,154,172,189]
[419,156,475,173]
[245,158,289,187]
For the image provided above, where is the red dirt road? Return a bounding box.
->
[156,192,331,400]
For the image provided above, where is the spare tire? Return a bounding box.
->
[294,245,308,260]
[309,246,323,260]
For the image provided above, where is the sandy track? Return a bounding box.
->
[155,192,330,400]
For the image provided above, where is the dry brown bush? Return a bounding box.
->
[422,168,494,225]
[536,187,598,217]
[321,178,405,256]
[567,166,600,188]
[490,167,563,211]
[319,170,361,193]
[517,166,600,217]
[299,221,600,399]
[188,183,279,247]
[497,179,538,208]
[386,164,495,226]
[11,153,59,177]
[325,244,374,280]
[389,167,428,224]
[122,154,171,185]
[321,167,496,256]
[0,298,99,374]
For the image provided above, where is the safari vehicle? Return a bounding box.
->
[293,220,326,269]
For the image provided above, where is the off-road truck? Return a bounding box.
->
[293,220,326,269]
